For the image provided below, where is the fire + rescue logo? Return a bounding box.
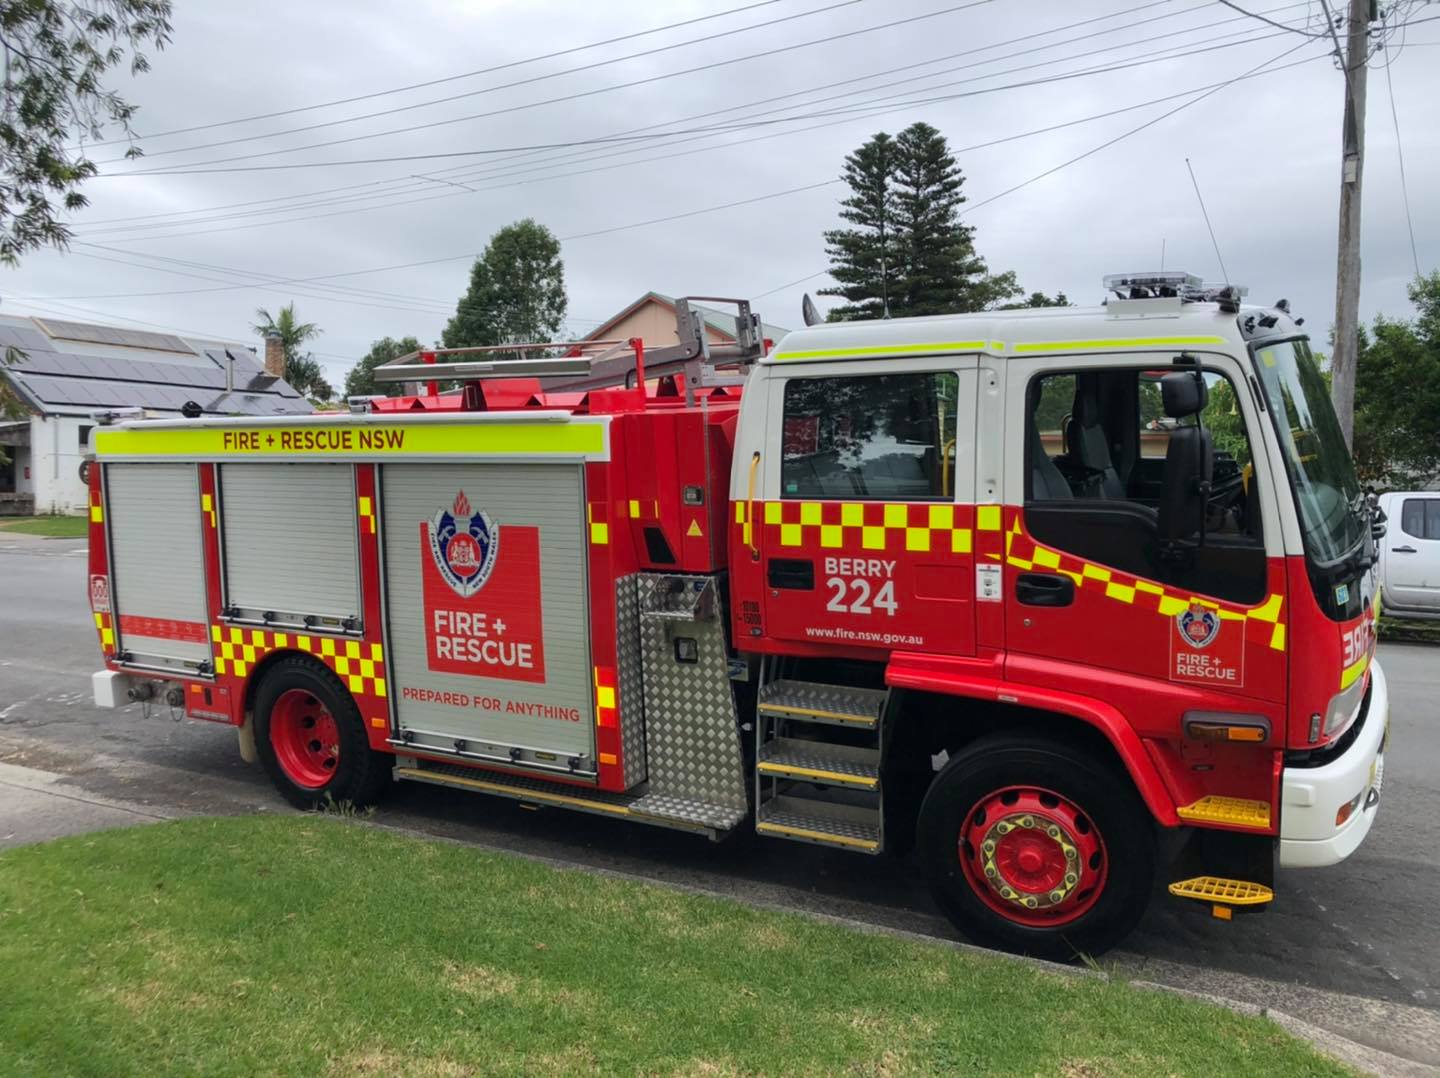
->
[427,491,499,599]
[1176,602,1220,649]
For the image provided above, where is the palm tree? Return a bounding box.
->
[253,303,324,396]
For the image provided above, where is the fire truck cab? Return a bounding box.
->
[86,275,1388,959]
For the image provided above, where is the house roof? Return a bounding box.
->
[0,314,310,418]
[584,292,789,345]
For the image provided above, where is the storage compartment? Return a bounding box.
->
[219,463,361,629]
[379,462,595,775]
[104,462,212,670]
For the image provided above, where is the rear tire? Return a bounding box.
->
[917,734,1155,961]
[254,655,390,810]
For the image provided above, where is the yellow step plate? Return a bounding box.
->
[1168,876,1274,906]
[1176,795,1271,829]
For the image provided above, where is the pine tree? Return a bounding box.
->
[892,122,1017,315]
[443,219,567,352]
[820,124,1022,320]
[819,133,900,322]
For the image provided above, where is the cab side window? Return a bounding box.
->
[1399,498,1440,540]
[1025,366,1266,604]
[781,371,959,501]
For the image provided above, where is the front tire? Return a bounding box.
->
[917,734,1155,961]
[254,655,389,810]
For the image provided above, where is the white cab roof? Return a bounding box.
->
[763,300,1249,364]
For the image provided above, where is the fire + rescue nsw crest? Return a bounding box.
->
[427,491,499,599]
[1176,602,1220,648]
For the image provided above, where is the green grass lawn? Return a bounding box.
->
[0,514,87,537]
[0,817,1345,1077]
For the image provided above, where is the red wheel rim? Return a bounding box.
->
[957,785,1107,928]
[269,689,340,789]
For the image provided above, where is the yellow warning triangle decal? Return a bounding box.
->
[686,519,703,538]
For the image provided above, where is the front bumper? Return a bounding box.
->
[1279,659,1389,868]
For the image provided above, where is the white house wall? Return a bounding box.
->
[29,415,91,514]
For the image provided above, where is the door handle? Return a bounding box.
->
[1015,572,1075,607]
[1392,546,1417,554]
[767,558,814,590]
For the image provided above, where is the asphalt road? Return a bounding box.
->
[2,533,1437,1046]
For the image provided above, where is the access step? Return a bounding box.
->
[394,762,739,837]
[756,795,880,853]
[757,738,879,790]
[757,679,887,729]
[1168,875,1275,920]
[1176,795,1271,829]
[630,792,747,830]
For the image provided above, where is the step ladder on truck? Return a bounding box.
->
[85,276,1390,959]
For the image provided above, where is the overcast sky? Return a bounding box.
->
[3,0,1437,388]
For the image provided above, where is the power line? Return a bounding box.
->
[100,0,999,174]
[76,0,1190,228]
[1214,0,1326,36]
[80,0,805,148]
[1381,41,1422,278]
[69,33,1309,251]
[78,22,1306,252]
[106,4,1285,182]
[754,40,1317,304]
[48,48,1322,311]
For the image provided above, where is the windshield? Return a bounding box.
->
[1252,338,1364,565]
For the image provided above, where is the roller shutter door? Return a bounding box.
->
[381,462,595,766]
[220,463,361,628]
[105,462,212,669]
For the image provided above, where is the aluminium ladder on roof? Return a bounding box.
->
[370,296,767,405]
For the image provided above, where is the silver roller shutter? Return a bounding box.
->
[381,462,595,767]
[219,463,361,627]
[106,462,212,669]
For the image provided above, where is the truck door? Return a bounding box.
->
[1384,495,1440,613]
[757,358,979,657]
[1001,355,1287,704]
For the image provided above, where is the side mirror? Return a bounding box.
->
[1157,369,1213,557]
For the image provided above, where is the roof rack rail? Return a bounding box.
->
[371,296,767,405]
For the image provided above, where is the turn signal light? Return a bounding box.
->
[1183,713,1270,743]
[1335,789,1365,827]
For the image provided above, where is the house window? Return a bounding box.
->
[79,424,94,450]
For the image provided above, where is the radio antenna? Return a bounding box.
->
[1185,157,1230,285]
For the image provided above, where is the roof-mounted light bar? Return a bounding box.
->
[1104,270,1249,312]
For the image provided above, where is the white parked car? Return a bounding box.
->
[1378,491,1440,618]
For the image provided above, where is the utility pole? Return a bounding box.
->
[1328,0,1376,449]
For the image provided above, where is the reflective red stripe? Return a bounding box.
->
[117,615,209,644]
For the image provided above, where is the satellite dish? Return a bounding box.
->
[801,292,820,327]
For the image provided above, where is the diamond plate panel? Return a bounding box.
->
[757,738,879,786]
[757,679,886,726]
[630,792,746,829]
[615,575,647,789]
[637,573,748,813]
[757,796,881,849]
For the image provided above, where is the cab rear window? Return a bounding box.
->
[780,371,957,501]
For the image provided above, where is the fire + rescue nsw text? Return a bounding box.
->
[221,428,406,451]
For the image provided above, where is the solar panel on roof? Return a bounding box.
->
[33,317,193,355]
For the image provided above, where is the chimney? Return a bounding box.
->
[263,330,284,379]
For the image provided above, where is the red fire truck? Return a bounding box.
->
[85,275,1388,958]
